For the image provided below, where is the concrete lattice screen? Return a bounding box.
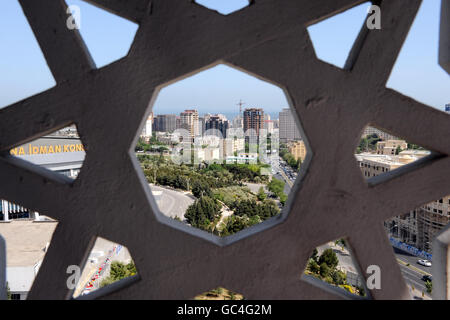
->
[0,0,449,300]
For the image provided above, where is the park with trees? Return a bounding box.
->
[306,247,366,297]
[138,154,288,236]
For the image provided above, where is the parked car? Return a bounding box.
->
[418,259,432,267]
[422,275,432,282]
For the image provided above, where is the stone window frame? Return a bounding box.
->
[0,0,448,300]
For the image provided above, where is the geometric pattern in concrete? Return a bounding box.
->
[0,0,448,299]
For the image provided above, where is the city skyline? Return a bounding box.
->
[1,0,448,112]
[0,0,447,302]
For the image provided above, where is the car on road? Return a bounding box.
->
[418,259,432,267]
[422,275,432,282]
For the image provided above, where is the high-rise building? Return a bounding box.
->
[205,115,229,138]
[141,113,153,137]
[264,120,274,134]
[243,108,264,141]
[198,117,206,136]
[232,115,243,129]
[279,108,301,142]
[180,109,199,139]
[153,114,177,133]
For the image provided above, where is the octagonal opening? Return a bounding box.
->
[0,200,57,300]
[194,0,250,15]
[134,63,309,242]
[8,125,85,181]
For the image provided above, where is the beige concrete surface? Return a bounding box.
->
[0,220,57,267]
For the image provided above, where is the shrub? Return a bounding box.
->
[268,178,285,196]
[100,261,137,288]
[319,263,331,278]
[192,181,213,198]
[257,187,267,201]
[279,193,287,205]
[323,276,334,284]
[307,259,320,274]
[185,196,221,230]
[310,248,318,262]
[331,270,346,286]
[425,280,432,293]
[318,249,339,269]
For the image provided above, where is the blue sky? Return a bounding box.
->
[0,0,448,117]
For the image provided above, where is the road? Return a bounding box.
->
[393,247,431,296]
[75,238,132,297]
[320,243,431,298]
[393,247,431,274]
[149,184,195,220]
[270,157,296,195]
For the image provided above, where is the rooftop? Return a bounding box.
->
[0,220,57,267]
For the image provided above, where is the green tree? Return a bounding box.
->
[257,187,267,201]
[100,261,137,288]
[268,178,285,196]
[310,248,319,262]
[135,137,150,152]
[395,146,403,155]
[279,193,287,205]
[185,196,221,230]
[222,215,250,235]
[425,280,432,293]
[358,134,381,153]
[331,270,346,286]
[318,249,339,269]
[192,181,213,198]
[109,261,137,281]
[307,258,320,274]
[230,199,279,220]
[319,263,331,277]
